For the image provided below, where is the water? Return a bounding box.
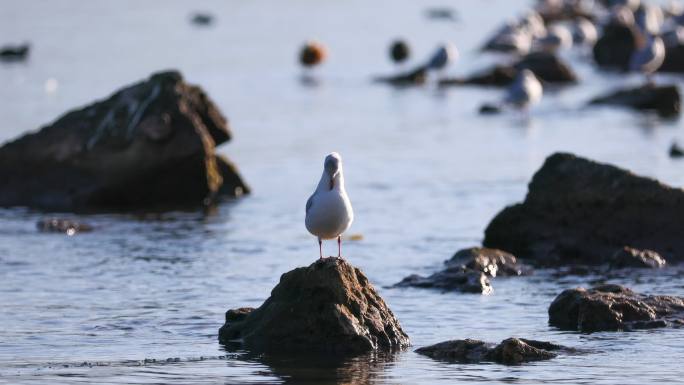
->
[1,0,684,383]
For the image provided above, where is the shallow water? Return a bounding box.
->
[1,0,684,384]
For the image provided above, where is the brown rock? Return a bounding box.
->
[416,337,569,365]
[0,71,248,211]
[218,257,410,354]
[447,247,530,277]
[609,247,666,269]
[394,266,492,294]
[589,84,681,117]
[548,284,684,332]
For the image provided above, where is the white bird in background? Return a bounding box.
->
[305,152,354,259]
[536,24,574,52]
[504,69,543,111]
[573,17,599,46]
[629,34,665,83]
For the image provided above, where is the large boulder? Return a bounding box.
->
[0,70,248,211]
[548,284,684,332]
[483,153,684,266]
[589,85,681,117]
[218,257,410,355]
[416,337,570,365]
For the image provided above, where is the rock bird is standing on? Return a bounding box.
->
[305,152,354,259]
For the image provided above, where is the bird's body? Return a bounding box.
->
[426,43,458,71]
[504,69,543,110]
[305,153,353,258]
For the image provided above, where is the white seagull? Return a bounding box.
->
[305,152,354,259]
[504,69,543,111]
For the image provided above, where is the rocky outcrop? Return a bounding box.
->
[589,85,681,117]
[440,52,576,87]
[548,284,684,332]
[36,218,93,234]
[609,247,666,269]
[416,338,570,365]
[484,153,684,266]
[0,71,248,211]
[394,267,492,294]
[218,257,410,354]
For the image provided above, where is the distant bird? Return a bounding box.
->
[484,21,533,55]
[504,69,543,110]
[0,43,29,62]
[305,153,354,259]
[573,17,598,46]
[536,24,573,52]
[299,41,327,68]
[520,11,547,39]
[389,40,410,64]
[425,43,458,74]
[629,34,665,82]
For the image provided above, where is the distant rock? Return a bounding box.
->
[0,43,29,62]
[375,66,427,86]
[36,218,93,235]
[0,71,248,211]
[670,142,684,158]
[593,22,636,71]
[484,153,684,265]
[219,257,410,354]
[589,85,681,117]
[478,103,503,115]
[190,13,214,26]
[446,247,530,277]
[394,266,492,294]
[609,247,666,269]
[548,284,684,332]
[416,337,571,365]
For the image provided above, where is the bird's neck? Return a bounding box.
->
[316,170,344,192]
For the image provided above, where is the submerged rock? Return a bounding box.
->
[394,266,492,294]
[446,247,530,277]
[589,85,681,117]
[0,71,248,211]
[374,66,427,86]
[218,257,410,354]
[416,337,570,365]
[484,152,684,265]
[609,247,666,269]
[548,284,684,332]
[36,218,93,235]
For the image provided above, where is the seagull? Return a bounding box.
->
[629,34,665,83]
[504,69,543,111]
[536,24,573,53]
[425,43,458,73]
[305,152,354,259]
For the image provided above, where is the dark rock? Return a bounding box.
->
[36,218,93,234]
[416,337,569,365]
[659,44,684,74]
[441,53,576,88]
[394,266,492,294]
[593,22,636,71]
[446,247,530,277]
[548,284,684,332]
[0,43,29,61]
[478,103,502,115]
[483,152,684,265]
[425,7,458,21]
[589,84,681,117]
[374,66,427,86]
[0,70,248,211]
[191,13,213,26]
[609,247,666,269]
[670,142,684,158]
[224,307,254,323]
[218,257,410,354]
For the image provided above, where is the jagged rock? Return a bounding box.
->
[36,218,93,234]
[446,247,530,277]
[609,247,666,269]
[484,153,684,265]
[416,337,570,365]
[548,284,684,332]
[218,257,410,354]
[593,22,636,71]
[440,52,576,88]
[374,66,427,86]
[0,71,248,211]
[394,266,492,294]
[589,85,681,117]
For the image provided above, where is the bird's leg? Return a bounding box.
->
[337,235,341,258]
[318,238,323,260]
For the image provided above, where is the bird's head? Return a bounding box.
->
[324,152,342,189]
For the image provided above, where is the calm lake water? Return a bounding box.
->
[2,0,684,384]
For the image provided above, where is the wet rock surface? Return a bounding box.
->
[36,218,93,234]
[548,284,684,332]
[416,337,571,365]
[484,152,684,266]
[0,70,248,211]
[589,85,681,117]
[219,257,410,354]
[446,247,530,277]
[609,247,666,269]
[395,266,492,294]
